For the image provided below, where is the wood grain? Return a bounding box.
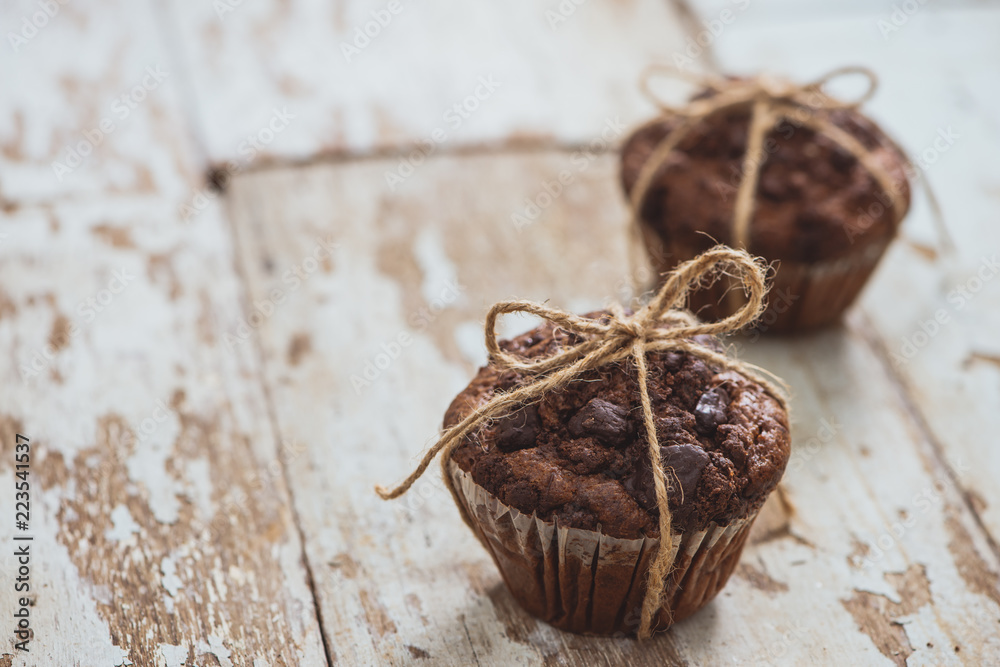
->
[0,0,201,205]
[699,7,1000,660]
[1,2,329,660]
[227,148,1000,665]
[0,199,328,665]
[164,0,689,166]
[3,0,997,663]
[684,0,986,22]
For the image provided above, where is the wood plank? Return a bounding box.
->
[854,8,1000,554]
[695,0,1000,622]
[684,0,986,22]
[0,0,201,205]
[1,0,328,662]
[228,148,1000,664]
[0,193,327,664]
[164,0,689,166]
[4,0,994,664]
[730,317,1000,665]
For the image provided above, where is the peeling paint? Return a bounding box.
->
[105,504,141,543]
[841,564,933,666]
[736,563,789,595]
[161,556,182,597]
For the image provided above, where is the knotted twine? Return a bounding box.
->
[628,65,949,267]
[376,246,790,638]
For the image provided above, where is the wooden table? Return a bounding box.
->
[1,1,998,664]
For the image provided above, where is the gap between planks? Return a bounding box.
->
[146,3,337,655]
[855,311,1000,563]
[682,0,1000,566]
[221,194,336,666]
[205,138,626,193]
[201,2,1000,662]
[179,3,710,663]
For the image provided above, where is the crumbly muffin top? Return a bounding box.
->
[620,94,911,263]
[446,315,791,539]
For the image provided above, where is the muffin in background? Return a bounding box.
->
[621,77,912,333]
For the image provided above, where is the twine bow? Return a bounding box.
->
[376,246,789,638]
[629,65,949,257]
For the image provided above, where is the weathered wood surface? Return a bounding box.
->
[0,0,201,205]
[2,0,999,664]
[0,0,327,664]
[0,201,328,666]
[164,0,688,165]
[760,3,1000,559]
[686,0,986,21]
[228,149,1000,666]
[686,4,1000,660]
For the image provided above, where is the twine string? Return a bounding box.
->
[629,65,923,266]
[376,246,789,638]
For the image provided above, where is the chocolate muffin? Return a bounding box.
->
[620,86,911,332]
[444,315,790,635]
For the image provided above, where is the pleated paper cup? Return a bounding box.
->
[642,227,894,333]
[449,462,758,636]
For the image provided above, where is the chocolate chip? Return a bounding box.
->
[622,444,710,511]
[567,398,633,446]
[659,351,685,371]
[694,386,730,435]
[494,405,541,452]
[829,143,856,172]
[661,444,710,501]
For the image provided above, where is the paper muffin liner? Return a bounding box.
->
[642,228,892,333]
[448,462,757,636]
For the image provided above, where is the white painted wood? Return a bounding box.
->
[0,199,327,664]
[685,0,987,23]
[164,0,689,165]
[1,7,330,658]
[699,0,1000,626]
[0,0,201,205]
[228,150,1000,665]
[856,8,1000,553]
[731,316,1000,665]
[2,0,997,663]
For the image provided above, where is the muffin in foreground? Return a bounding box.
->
[443,318,791,635]
[621,69,912,332]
